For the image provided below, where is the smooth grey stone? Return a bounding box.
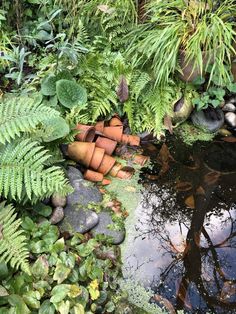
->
[51,193,67,207]
[225,112,236,127]
[91,212,125,245]
[191,108,224,133]
[50,206,64,224]
[229,97,236,104]
[222,103,236,112]
[67,179,102,207]
[59,204,99,234]
[67,166,83,183]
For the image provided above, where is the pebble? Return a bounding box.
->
[225,112,236,127]
[50,207,64,224]
[218,129,232,137]
[222,103,236,112]
[51,193,67,207]
[228,97,236,104]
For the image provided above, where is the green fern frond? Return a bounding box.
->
[0,96,60,144]
[0,139,73,202]
[0,202,30,274]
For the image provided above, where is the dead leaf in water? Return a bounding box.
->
[164,115,173,134]
[158,143,175,163]
[176,278,192,310]
[220,281,236,301]
[184,195,195,209]
[124,186,136,192]
[221,136,236,143]
[152,294,176,314]
[147,174,159,180]
[175,181,192,192]
[196,186,205,195]
[204,171,220,185]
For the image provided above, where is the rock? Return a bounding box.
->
[225,112,236,127]
[59,204,99,234]
[51,193,67,207]
[222,103,236,112]
[67,178,102,207]
[50,207,64,224]
[67,166,83,183]
[228,97,236,104]
[91,212,125,245]
[218,128,232,137]
[191,108,224,133]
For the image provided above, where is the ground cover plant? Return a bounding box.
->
[1,0,236,313]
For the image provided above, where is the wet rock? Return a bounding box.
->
[225,112,236,127]
[51,193,67,207]
[59,204,99,234]
[228,97,236,104]
[218,128,232,137]
[67,178,102,207]
[191,108,224,133]
[91,212,125,245]
[50,207,64,224]
[222,103,236,112]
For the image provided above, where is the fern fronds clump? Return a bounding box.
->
[0,139,73,202]
[0,202,30,274]
[0,96,60,144]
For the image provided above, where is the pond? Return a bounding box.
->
[122,137,236,313]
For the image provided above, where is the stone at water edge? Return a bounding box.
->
[67,166,83,183]
[51,193,67,207]
[50,206,64,224]
[225,112,236,128]
[91,211,125,245]
[191,108,224,133]
[222,103,236,112]
[59,204,99,234]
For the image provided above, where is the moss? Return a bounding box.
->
[176,121,215,146]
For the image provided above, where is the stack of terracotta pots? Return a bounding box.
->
[67,117,149,184]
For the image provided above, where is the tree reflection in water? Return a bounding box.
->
[122,141,236,313]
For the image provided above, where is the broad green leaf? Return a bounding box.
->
[53,262,71,284]
[50,284,70,303]
[56,80,87,108]
[41,117,70,142]
[8,295,31,314]
[73,304,85,314]
[41,75,57,96]
[77,239,98,257]
[31,256,49,279]
[0,285,9,297]
[57,300,70,314]
[39,300,55,314]
[23,291,41,309]
[33,203,52,217]
[68,285,82,298]
[88,280,100,301]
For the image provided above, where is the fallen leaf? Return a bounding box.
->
[175,181,192,192]
[147,174,159,180]
[175,278,192,310]
[220,281,236,301]
[122,211,129,218]
[221,136,236,143]
[117,75,129,102]
[196,186,205,195]
[185,195,195,209]
[153,294,176,314]
[204,171,220,185]
[124,186,136,192]
[158,143,175,163]
[97,4,115,14]
[164,115,173,134]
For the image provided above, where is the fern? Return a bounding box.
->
[0,96,60,144]
[0,202,30,274]
[0,139,72,203]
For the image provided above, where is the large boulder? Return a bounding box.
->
[91,211,125,245]
[191,108,224,133]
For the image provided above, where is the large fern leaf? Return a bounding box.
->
[0,139,73,202]
[0,96,60,144]
[0,202,30,274]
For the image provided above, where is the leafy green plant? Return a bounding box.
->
[0,139,72,202]
[193,86,225,111]
[129,0,236,86]
[0,202,30,274]
[56,79,87,108]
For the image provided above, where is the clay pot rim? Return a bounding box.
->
[75,124,96,142]
[68,142,96,167]
[95,136,118,155]
[97,154,116,175]
[89,147,105,170]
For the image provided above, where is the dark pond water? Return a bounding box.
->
[122,137,236,313]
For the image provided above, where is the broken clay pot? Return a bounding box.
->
[84,169,103,182]
[75,124,96,142]
[102,126,123,142]
[95,121,105,134]
[121,134,140,146]
[110,163,123,177]
[89,147,105,170]
[97,154,116,175]
[67,142,95,167]
[109,117,123,127]
[95,136,117,156]
[133,154,150,166]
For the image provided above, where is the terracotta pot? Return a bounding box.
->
[95,136,117,155]
[75,124,95,142]
[67,142,95,167]
[89,147,105,170]
[95,121,105,133]
[117,169,133,179]
[102,126,123,142]
[179,50,212,82]
[121,134,140,146]
[97,154,116,175]
[102,178,111,186]
[109,117,123,127]
[110,163,123,177]
[133,154,150,166]
[84,169,103,182]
